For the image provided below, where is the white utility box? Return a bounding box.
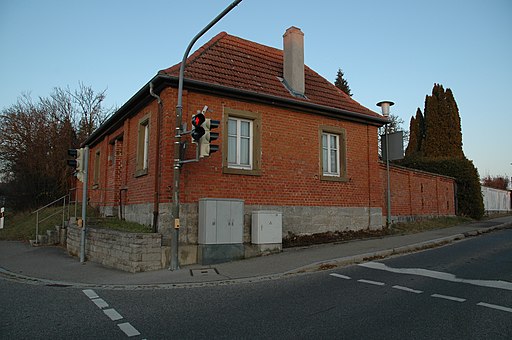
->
[198,198,244,245]
[251,211,282,244]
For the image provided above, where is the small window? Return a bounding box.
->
[136,115,150,177]
[223,108,261,176]
[319,126,347,181]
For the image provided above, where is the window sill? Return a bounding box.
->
[320,174,349,182]
[135,168,148,178]
[223,166,261,176]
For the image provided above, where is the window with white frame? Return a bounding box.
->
[136,115,150,176]
[223,108,261,176]
[320,126,347,181]
[322,132,340,176]
[228,117,253,169]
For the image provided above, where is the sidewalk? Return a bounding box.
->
[1,216,511,288]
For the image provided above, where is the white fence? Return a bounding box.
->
[481,186,511,213]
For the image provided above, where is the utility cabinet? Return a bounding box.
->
[198,198,244,265]
[252,211,282,244]
[198,198,244,245]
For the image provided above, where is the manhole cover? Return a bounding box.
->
[190,268,219,277]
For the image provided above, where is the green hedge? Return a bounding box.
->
[399,157,484,219]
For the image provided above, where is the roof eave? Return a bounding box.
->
[159,75,388,126]
[84,74,387,147]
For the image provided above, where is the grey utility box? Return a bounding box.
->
[198,198,244,245]
[252,211,282,244]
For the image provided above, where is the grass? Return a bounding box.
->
[0,205,151,241]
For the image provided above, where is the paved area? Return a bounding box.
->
[1,216,511,288]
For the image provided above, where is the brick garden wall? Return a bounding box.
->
[380,163,456,222]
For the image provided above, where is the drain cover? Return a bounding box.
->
[190,268,219,277]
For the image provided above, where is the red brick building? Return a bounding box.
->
[82,27,455,265]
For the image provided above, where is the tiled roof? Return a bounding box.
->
[160,32,380,118]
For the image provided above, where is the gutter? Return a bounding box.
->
[149,82,162,233]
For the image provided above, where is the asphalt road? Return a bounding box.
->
[1,229,511,339]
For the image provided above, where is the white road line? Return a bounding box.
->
[92,298,109,309]
[477,302,512,313]
[104,308,124,321]
[359,262,512,291]
[82,289,99,299]
[392,285,423,294]
[329,273,351,280]
[431,294,466,302]
[118,322,141,337]
[358,279,385,286]
[82,290,144,338]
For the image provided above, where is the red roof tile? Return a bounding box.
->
[160,32,380,118]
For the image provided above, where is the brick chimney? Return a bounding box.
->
[283,26,305,96]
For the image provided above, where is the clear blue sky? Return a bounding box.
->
[1,0,511,177]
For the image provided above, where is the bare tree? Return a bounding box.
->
[0,83,112,210]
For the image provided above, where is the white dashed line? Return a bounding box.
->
[358,279,385,286]
[431,294,466,302]
[392,285,423,294]
[82,289,99,299]
[82,289,142,338]
[118,322,141,337]
[104,308,124,321]
[91,298,109,309]
[330,273,351,280]
[477,302,512,313]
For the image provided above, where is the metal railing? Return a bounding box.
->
[32,194,70,244]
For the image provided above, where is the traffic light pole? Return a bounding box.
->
[170,0,242,271]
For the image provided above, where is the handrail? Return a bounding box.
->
[33,194,69,245]
[32,195,68,214]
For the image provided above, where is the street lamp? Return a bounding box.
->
[377,101,394,227]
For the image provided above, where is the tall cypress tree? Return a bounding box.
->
[334,68,352,97]
[422,84,464,159]
[405,108,424,159]
[402,83,483,219]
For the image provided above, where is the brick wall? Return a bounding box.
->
[85,87,384,233]
[380,163,455,221]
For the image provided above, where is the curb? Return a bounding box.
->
[287,222,512,275]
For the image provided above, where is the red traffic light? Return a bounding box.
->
[191,113,206,141]
[192,113,205,127]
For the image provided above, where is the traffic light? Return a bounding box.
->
[67,148,85,182]
[199,118,220,158]
[191,112,206,142]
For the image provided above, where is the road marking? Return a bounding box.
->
[82,289,99,299]
[358,279,385,286]
[330,273,351,280]
[431,294,466,302]
[477,302,512,313]
[359,262,512,291]
[392,285,423,294]
[92,298,109,309]
[118,322,141,337]
[82,290,143,338]
[104,308,124,321]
